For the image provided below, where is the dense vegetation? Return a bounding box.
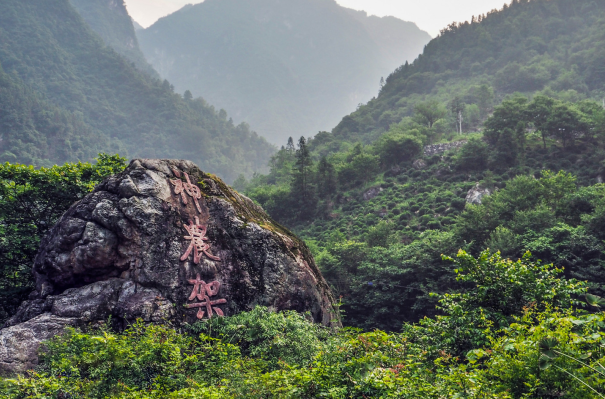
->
[316,0,605,149]
[0,0,274,182]
[4,0,605,397]
[239,95,605,331]
[0,155,128,323]
[69,0,158,77]
[2,251,604,398]
[137,0,431,143]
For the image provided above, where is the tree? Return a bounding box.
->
[476,84,494,118]
[450,96,466,134]
[515,121,527,165]
[489,128,518,168]
[414,100,446,129]
[366,221,394,248]
[456,138,489,171]
[484,96,529,144]
[527,95,556,149]
[406,250,587,357]
[286,137,295,153]
[317,157,337,199]
[292,137,316,218]
[374,133,423,167]
[338,152,380,188]
[545,103,586,148]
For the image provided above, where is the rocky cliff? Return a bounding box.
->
[0,159,339,375]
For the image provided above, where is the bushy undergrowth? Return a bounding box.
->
[2,251,604,398]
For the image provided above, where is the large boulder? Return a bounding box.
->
[465,183,491,205]
[0,159,339,375]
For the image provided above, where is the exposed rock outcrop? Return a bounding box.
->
[0,159,339,375]
[363,186,383,201]
[412,159,427,170]
[423,140,467,157]
[466,184,491,205]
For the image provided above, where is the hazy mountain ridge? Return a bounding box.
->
[137,0,431,143]
[69,0,158,77]
[343,8,431,75]
[305,0,605,150]
[0,0,275,181]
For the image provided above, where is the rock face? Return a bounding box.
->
[0,159,339,375]
[423,140,467,157]
[363,186,383,201]
[466,184,491,205]
[412,159,427,170]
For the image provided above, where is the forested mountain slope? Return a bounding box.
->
[137,0,431,143]
[0,65,108,166]
[238,0,605,331]
[321,0,605,148]
[69,0,157,77]
[0,0,274,182]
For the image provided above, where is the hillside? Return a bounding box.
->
[69,0,158,77]
[0,0,275,182]
[238,0,605,331]
[315,0,605,148]
[244,94,605,331]
[137,0,431,143]
[0,65,108,166]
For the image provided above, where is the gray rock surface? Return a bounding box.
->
[412,159,427,170]
[0,313,77,375]
[423,140,467,156]
[466,183,491,205]
[363,186,383,201]
[1,159,339,375]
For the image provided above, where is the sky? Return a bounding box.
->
[125,0,511,37]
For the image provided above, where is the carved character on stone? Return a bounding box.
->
[181,216,221,263]
[170,168,202,213]
[184,274,227,319]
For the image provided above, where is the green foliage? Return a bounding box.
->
[323,0,605,149]
[0,0,274,182]
[374,132,422,166]
[189,306,329,369]
[7,321,240,398]
[404,249,586,358]
[2,257,603,398]
[456,137,489,170]
[0,154,127,322]
[69,0,157,77]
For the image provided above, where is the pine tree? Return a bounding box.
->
[286,137,295,154]
[292,137,316,218]
[317,157,336,199]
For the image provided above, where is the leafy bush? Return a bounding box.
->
[189,306,329,369]
[1,252,602,399]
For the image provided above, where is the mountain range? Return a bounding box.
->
[136,0,431,143]
[0,0,274,182]
[319,0,605,149]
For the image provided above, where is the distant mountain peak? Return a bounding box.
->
[137,0,431,143]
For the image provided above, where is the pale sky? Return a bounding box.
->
[125,0,511,37]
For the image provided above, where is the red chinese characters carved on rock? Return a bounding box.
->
[184,274,227,319]
[170,169,202,214]
[181,216,221,263]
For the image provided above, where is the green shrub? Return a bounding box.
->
[451,197,467,210]
[191,307,329,369]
